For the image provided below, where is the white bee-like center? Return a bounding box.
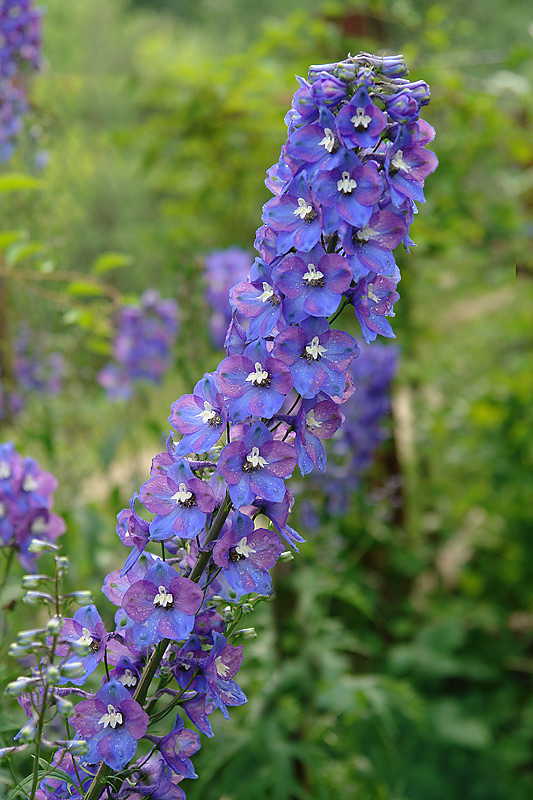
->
[293,197,313,219]
[305,336,326,361]
[305,409,323,430]
[98,704,123,729]
[258,282,274,302]
[119,668,137,688]
[197,400,216,424]
[318,127,336,153]
[78,627,94,648]
[391,149,410,172]
[153,586,174,608]
[30,517,47,534]
[356,224,375,242]
[171,483,193,505]
[303,263,324,284]
[246,363,269,386]
[215,657,230,678]
[22,475,39,493]
[235,536,256,559]
[0,462,11,480]
[367,284,380,303]
[351,107,372,129]
[246,447,267,469]
[337,171,357,194]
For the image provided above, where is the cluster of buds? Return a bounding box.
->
[0,441,65,570]
[0,0,42,162]
[203,247,253,348]
[6,53,436,800]
[98,290,180,402]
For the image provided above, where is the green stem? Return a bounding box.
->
[28,686,49,800]
[0,546,15,601]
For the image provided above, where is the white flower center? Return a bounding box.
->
[368,284,379,302]
[235,536,256,558]
[337,171,357,194]
[153,586,174,608]
[305,409,323,430]
[246,362,270,386]
[197,400,216,424]
[119,668,137,688]
[0,502,5,518]
[22,475,39,493]
[356,224,376,243]
[0,462,11,480]
[30,517,47,534]
[391,149,410,172]
[351,107,372,129]
[98,704,123,729]
[293,197,313,219]
[303,263,325,284]
[78,627,94,648]
[215,657,230,678]
[318,127,336,153]
[258,282,274,303]
[305,336,326,361]
[171,483,193,505]
[246,447,267,469]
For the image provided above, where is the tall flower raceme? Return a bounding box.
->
[0,0,43,162]
[5,53,436,800]
[295,343,399,525]
[0,441,65,571]
[204,247,253,348]
[98,290,180,401]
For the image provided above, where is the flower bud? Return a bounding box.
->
[23,591,54,606]
[17,718,37,743]
[21,574,50,589]
[46,616,63,635]
[5,677,38,697]
[55,697,74,716]
[240,603,254,615]
[28,538,60,554]
[279,551,294,562]
[335,62,357,82]
[64,591,93,606]
[236,628,257,640]
[17,628,45,644]
[8,643,33,658]
[59,739,89,755]
[60,661,85,679]
[46,665,61,684]
[55,556,69,573]
[223,605,234,622]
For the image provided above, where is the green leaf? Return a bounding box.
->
[0,173,42,193]
[5,241,46,267]
[66,280,104,298]
[92,251,133,274]
[0,230,26,250]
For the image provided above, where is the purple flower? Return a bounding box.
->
[273,246,352,323]
[57,605,108,685]
[215,349,293,423]
[140,458,216,541]
[213,511,283,596]
[69,679,148,770]
[122,559,203,647]
[218,421,297,508]
[169,372,227,456]
[116,494,150,573]
[293,397,344,475]
[313,151,382,232]
[262,171,323,254]
[230,278,284,341]
[157,713,201,779]
[336,86,386,149]
[273,317,358,399]
[349,272,400,342]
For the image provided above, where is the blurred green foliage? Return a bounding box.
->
[0,0,532,798]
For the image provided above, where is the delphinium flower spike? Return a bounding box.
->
[6,53,436,800]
